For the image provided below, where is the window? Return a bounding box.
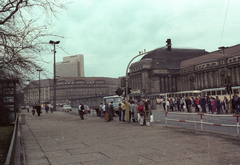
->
[217,90,221,95]
[212,91,216,95]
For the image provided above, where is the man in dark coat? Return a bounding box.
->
[200,96,206,113]
[36,104,41,116]
[109,102,114,121]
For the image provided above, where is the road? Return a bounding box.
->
[64,105,240,137]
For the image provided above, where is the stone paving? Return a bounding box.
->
[20,109,240,165]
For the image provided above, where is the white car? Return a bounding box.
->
[62,105,72,112]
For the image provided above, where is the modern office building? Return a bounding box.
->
[56,54,84,78]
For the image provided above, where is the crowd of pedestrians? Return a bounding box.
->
[98,99,153,126]
[161,94,240,114]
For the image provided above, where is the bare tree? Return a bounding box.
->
[0,0,66,83]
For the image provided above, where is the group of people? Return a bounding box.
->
[99,100,152,126]
[30,104,54,117]
[162,94,240,114]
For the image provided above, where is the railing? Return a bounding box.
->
[165,111,240,137]
[5,114,19,165]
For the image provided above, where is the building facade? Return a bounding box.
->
[56,54,84,78]
[128,44,240,98]
[24,77,120,106]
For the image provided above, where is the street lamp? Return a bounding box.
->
[49,40,60,111]
[36,69,42,105]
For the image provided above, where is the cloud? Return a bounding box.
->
[39,0,240,79]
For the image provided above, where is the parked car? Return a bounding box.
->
[62,105,72,112]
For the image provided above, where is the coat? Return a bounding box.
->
[144,105,152,122]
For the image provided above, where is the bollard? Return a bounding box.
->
[21,114,25,125]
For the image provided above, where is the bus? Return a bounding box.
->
[103,95,123,115]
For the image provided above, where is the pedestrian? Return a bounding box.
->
[212,98,216,114]
[174,98,177,111]
[80,103,85,120]
[223,96,229,113]
[138,101,144,126]
[162,98,166,110]
[32,108,35,117]
[195,98,200,112]
[36,104,41,116]
[216,96,221,114]
[118,103,122,121]
[234,94,240,114]
[50,104,53,113]
[200,96,206,113]
[177,97,180,111]
[144,101,152,126]
[45,104,49,114]
[130,100,134,122]
[230,96,235,113]
[166,99,170,111]
[133,101,138,122]
[99,103,103,118]
[186,97,192,113]
[121,100,126,121]
[109,101,114,121]
[170,98,174,111]
[207,97,213,113]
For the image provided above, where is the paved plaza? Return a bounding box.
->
[20,109,240,165]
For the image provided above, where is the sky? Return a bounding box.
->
[39,0,240,79]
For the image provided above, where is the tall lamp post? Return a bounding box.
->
[49,40,60,111]
[37,69,42,105]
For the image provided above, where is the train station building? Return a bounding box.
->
[128,44,240,99]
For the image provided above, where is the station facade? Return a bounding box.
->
[128,44,240,98]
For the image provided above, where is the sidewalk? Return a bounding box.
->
[20,110,240,165]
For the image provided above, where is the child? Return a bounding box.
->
[32,108,36,117]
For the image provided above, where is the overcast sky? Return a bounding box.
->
[40,0,240,79]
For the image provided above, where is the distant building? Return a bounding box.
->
[56,54,84,78]
[24,77,121,107]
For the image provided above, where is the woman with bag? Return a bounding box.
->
[144,102,152,126]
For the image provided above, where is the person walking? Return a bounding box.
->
[36,104,41,116]
[230,96,235,113]
[32,108,35,117]
[80,103,85,120]
[144,101,152,126]
[118,103,122,121]
[121,100,126,121]
[45,104,49,114]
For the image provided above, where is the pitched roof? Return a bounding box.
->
[180,44,240,68]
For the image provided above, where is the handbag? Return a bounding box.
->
[140,111,144,116]
[183,105,186,109]
[197,105,201,108]
[150,115,154,122]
